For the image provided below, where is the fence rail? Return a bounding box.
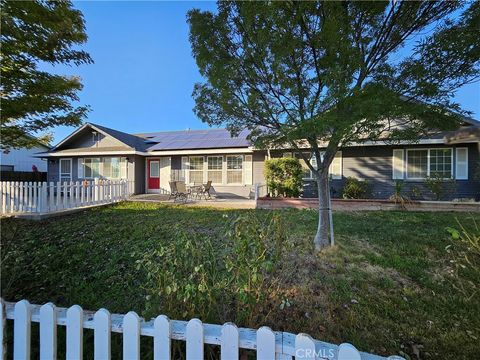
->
[0,299,402,360]
[0,179,132,215]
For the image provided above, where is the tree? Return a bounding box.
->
[1,0,93,148]
[187,1,480,250]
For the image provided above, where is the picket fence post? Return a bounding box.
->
[154,315,170,360]
[13,300,31,359]
[123,311,140,360]
[257,326,276,359]
[94,308,111,360]
[40,303,57,360]
[186,319,204,360]
[66,305,83,359]
[221,323,239,359]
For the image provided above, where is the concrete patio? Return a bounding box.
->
[128,193,256,209]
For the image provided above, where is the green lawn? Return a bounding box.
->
[1,202,479,359]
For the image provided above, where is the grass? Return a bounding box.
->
[1,202,479,359]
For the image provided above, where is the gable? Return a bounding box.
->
[54,125,133,151]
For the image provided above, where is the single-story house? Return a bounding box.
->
[38,120,480,200]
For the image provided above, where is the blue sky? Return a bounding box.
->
[48,1,479,144]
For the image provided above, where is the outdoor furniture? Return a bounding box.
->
[174,181,189,202]
[199,180,212,200]
[168,181,178,200]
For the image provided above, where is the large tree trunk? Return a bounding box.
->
[314,170,331,251]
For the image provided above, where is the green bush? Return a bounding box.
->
[342,177,370,199]
[264,157,303,197]
[425,172,456,200]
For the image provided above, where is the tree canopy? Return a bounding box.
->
[188,1,480,249]
[1,0,93,148]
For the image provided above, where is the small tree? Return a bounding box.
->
[265,158,303,197]
[1,0,93,148]
[188,1,480,250]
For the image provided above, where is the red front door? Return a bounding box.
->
[148,159,160,189]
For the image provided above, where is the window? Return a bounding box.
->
[297,152,342,180]
[84,158,100,178]
[0,165,14,171]
[207,156,223,184]
[406,149,453,179]
[227,155,243,184]
[104,157,121,179]
[430,149,452,178]
[149,160,159,177]
[189,156,204,184]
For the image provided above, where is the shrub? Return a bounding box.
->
[425,172,456,200]
[264,157,303,197]
[342,177,370,199]
[388,180,411,208]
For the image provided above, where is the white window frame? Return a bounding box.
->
[406,148,454,180]
[226,155,244,185]
[103,157,122,179]
[299,152,342,180]
[59,158,72,182]
[83,158,101,179]
[188,156,204,184]
[207,156,223,184]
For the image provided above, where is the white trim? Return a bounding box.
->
[148,148,254,155]
[455,147,469,180]
[406,148,454,180]
[40,150,140,157]
[226,155,244,185]
[59,158,72,182]
[206,155,224,185]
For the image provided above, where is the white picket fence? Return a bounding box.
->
[0,299,403,360]
[0,179,131,214]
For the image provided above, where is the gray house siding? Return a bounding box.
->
[298,143,479,200]
[133,155,145,194]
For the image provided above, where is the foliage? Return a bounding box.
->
[446,218,480,301]
[187,1,480,248]
[2,203,480,359]
[1,0,93,148]
[425,172,456,201]
[136,212,286,327]
[264,158,303,197]
[388,180,411,208]
[342,177,370,199]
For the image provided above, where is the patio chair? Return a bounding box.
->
[168,181,178,200]
[175,181,189,203]
[200,180,213,200]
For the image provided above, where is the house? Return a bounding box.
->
[1,144,48,172]
[39,120,480,200]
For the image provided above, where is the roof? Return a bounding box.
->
[444,125,480,144]
[136,128,251,151]
[49,123,252,153]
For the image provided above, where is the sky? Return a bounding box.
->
[47,1,479,144]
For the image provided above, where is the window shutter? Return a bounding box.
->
[455,148,468,180]
[244,155,253,185]
[329,151,342,179]
[181,156,189,183]
[77,158,84,179]
[392,149,405,179]
[120,157,128,179]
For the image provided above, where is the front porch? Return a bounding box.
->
[128,193,256,209]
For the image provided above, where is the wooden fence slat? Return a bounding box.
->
[257,326,276,360]
[0,299,6,360]
[9,182,14,212]
[13,300,31,360]
[94,308,111,360]
[123,311,140,360]
[186,319,203,360]
[153,315,170,360]
[221,323,239,360]
[66,305,83,360]
[40,303,57,360]
[295,333,316,359]
[1,182,6,214]
[56,181,61,209]
[338,343,361,360]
